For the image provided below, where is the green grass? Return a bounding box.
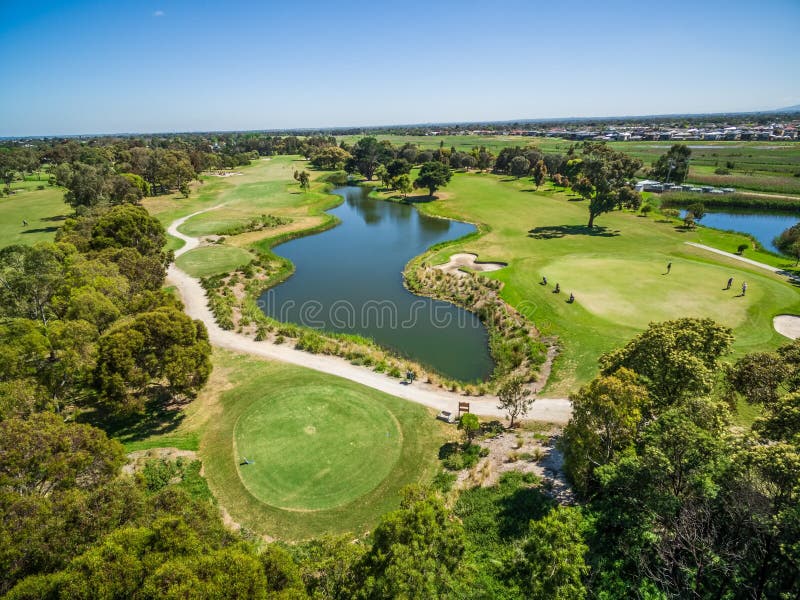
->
[144,156,334,238]
[0,180,69,247]
[175,245,254,277]
[400,173,800,394]
[180,350,445,540]
[234,382,403,511]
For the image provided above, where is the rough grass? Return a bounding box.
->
[0,180,69,247]
[198,350,445,540]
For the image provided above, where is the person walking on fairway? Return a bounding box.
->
[725,277,733,290]
[741,282,747,296]
[666,262,672,274]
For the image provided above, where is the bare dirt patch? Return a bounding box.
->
[455,425,575,504]
[122,447,198,475]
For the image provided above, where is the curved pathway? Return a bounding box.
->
[167,208,571,423]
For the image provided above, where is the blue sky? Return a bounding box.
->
[1,0,798,136]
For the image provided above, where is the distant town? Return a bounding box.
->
[432,121,800,142]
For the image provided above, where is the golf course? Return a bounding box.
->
[3,141,799,541]
[412,170,800,393]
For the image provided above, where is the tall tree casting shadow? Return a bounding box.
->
[528,224,619,239]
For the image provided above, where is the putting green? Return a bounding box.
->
[544,255,755,329]
[234,383,403,511]
[175,245,253,277]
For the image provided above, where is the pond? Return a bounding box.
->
[260,186,494,381]
[680,208,799,254]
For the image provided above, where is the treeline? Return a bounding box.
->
[308,136,644,228]
[0,134,340,206]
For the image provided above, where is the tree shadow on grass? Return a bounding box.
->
[438,441,461,460]
[528,224,619,239]
[83,392,188,445]
[40,215,67,222]
[22,227,59,235]
[402,194,437,204]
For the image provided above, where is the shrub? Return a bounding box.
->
[442,443,488,471]
[431,471,457,493]
[737,243,749,254]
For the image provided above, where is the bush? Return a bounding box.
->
[431,471,457,493]
[441,443,489,471]
[141,458,181,492]
[737,243,749,254]
[661,208,680,219]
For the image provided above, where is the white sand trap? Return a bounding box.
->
[206,171,243,178]
[774,315,800,340]
[435,253,506,277]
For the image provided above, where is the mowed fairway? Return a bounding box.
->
[200,351,445,540]
[235,384,402,511]
[0,180,68,246]
[145,156,340,277]
[417,172,800,394]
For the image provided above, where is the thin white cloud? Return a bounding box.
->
[153,10,164,17]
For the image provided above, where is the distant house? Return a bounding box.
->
[634,179,664,193]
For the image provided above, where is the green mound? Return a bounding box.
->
[235,384,402,511]
[175,245,252,277]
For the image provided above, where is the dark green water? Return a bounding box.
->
[260,186,494,381]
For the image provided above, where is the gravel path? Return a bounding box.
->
[167,208,572,423]
[685,242,783,273]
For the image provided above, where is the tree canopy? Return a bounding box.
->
[413,161,452,197]
[651,143,692,184]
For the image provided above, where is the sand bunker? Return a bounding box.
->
[206,171,243,177]
[435,253,506,277]
[774,315,800,340]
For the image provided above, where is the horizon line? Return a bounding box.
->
[2,106,799,140]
